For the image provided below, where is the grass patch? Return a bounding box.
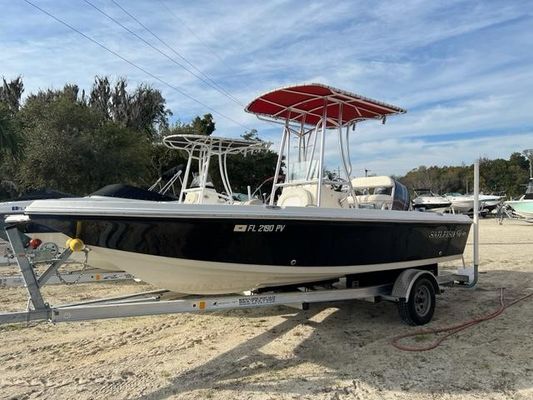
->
[0,323,25,332]
[413,334,432,342]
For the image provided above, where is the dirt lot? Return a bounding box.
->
[0,218,532,400]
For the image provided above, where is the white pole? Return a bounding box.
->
[269,124,288,205]
[247,185,252,201]
[473,160,479,269]
[199,147,212,205]
[179,151,193,202]
[316,100,328,207]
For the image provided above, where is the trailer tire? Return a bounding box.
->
[398,276,435,326]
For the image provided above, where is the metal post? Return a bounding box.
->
[218,153,230,196]
[473,160,479,269]
[316,99,328,207]
[5,225,47,310]
[306,124,319,180]
[269,122,288,205]
[179,150,193,202]
[286,130,291,184]
[463,159,480,288]
[222,153,233,200]
[199,146,212,204]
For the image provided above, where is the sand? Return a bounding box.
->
[0,218,532,400]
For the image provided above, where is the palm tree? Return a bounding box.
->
[0,106,21,158]
[0,76,23,113]
[0,77,23,157]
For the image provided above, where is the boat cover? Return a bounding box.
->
[90,184,176,201]
[245,83,405,128]
[14,189,75,201]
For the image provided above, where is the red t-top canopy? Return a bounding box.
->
[245,83,406,128]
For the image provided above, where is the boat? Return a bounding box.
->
[23,84,472,295]
[478,194,505,213]
[412,189,451,213]
[445,192,504,214]
[350,176,410,210]
[0,189,75,241]
[10,135,269,271]
[504,179,533,220]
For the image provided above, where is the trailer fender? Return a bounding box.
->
[391,269,440,301]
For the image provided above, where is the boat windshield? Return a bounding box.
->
[190,173,215,189]
[288,160,319,182]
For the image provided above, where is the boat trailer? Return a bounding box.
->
[0,221,477,325]
[0,166,481,327]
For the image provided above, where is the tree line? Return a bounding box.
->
[1,76,530,201]
[0,76,277,200]
[398,153,530,199]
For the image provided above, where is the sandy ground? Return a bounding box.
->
[0,218,532,400]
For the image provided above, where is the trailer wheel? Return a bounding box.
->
[398,276,435,326]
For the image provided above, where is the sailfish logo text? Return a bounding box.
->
[429,230,467,239]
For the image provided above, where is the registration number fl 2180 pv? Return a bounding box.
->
[233,224,286,233]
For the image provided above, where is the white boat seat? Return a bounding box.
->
[243,198,263,205]
[184,189,224,204]
[277,187,314,207]
[184,192,200,204]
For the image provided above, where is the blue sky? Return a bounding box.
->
[2,0,533,175]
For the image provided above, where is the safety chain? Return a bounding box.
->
[54,249,90,285]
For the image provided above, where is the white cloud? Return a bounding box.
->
[2,0,533,173]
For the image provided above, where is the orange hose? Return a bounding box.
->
[391,288,533,351]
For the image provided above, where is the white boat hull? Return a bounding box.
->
[27,232,124,271]
[25,199,472,295]
[88,245,462,294]
[505,200,533,219]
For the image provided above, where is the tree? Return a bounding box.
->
[0,104,21,159]
[16,89,150,194]
[398,153,530,199]
[88,76,171,137]
[89,76,111,119]
[242,129,258,140]
[191,114,215,136]
[0,76,24,113]
[0,77,24,158]
[0,105,22,200]
[209,131,277,195]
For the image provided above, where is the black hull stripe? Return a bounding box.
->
[29,215,471,268]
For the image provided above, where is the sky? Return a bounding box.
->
[2,0,533,176]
